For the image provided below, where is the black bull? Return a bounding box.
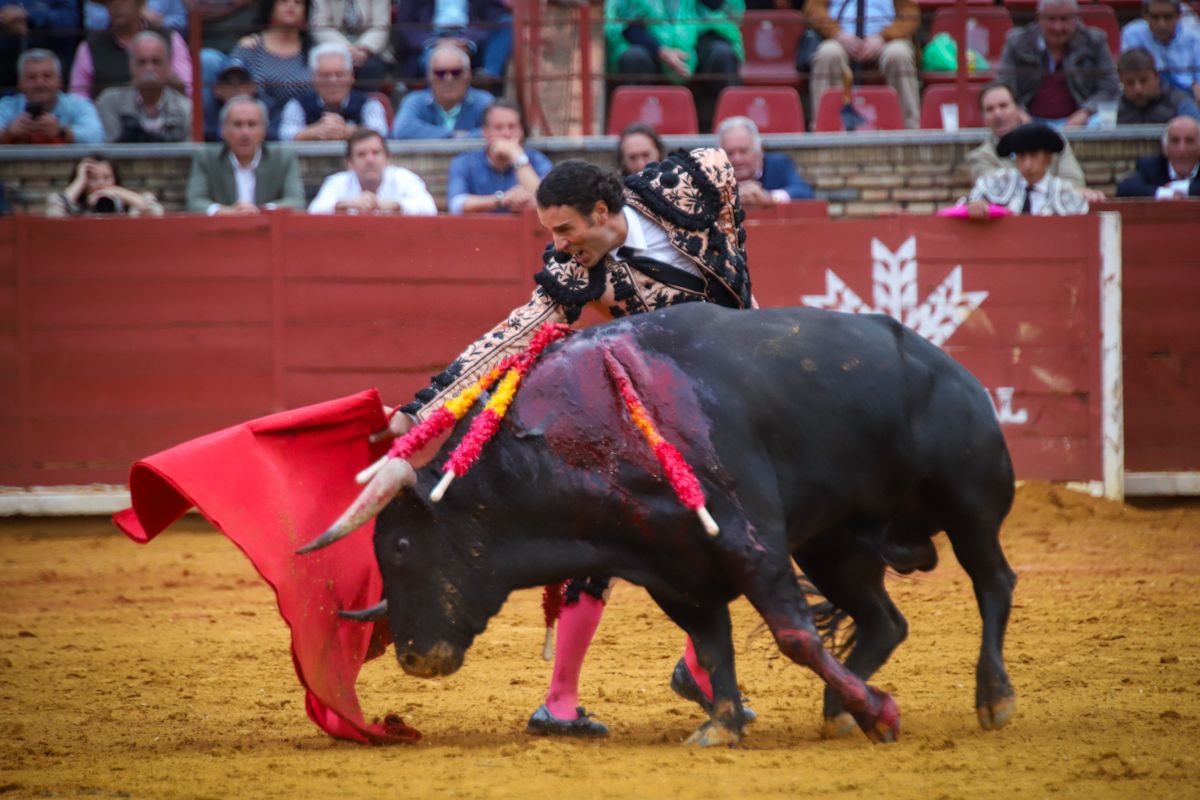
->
[309,304,1018,746]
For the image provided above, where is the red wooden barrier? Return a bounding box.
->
[1,208,1179,496]
[745,214,1115,486]
[1095,201,1200,492]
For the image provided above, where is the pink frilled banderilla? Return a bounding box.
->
[600,348,720,538]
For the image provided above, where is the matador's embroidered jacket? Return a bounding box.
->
[401,146,752,420]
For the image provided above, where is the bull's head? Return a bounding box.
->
[370,494,503,679]
[297,458,506,680]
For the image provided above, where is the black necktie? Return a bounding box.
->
[1021,184,1034,215]
[855,0,866,38]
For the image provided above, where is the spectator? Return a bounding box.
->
[95,30,191,141]
[968,81,1089,189]
[186,95,306,214]
[447,98,551,213]
[391,0,512,85]
[308,128,437,213]
[47,154,163,216]
[194,0,260,105]
[70,0,193,98]
[616,122,664,175]
[966,122,1089,216]
[1120,0,1200,104]
[391,42,494,139]
[998,0,1119,128]
[84,0,186,33]
[605,0,744,132]
[0,0,80,91]
[204,62,261,141]
[1112,47,1200,124]
[309,0,392,91]
[1116,114,1200,198]
[0,50,105,144]
[278,42,388,140]
[717,116,814,205]
[803,0,919,130]
[230,0,314,124]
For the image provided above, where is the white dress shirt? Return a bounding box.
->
[608,205,701,277]
[1155,162,1199,200]
[307,165,438,215]
[1024,173,1050,216]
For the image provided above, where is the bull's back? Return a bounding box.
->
[510,304,1009,537]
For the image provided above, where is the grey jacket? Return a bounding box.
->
[998,23,1119,115]
[95,86,192,143]
[186,143,306,212]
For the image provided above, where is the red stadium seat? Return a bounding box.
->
[812,86,905,132]
[919,84,985,129]
[1079,4,1121,57]
[916,0,991,8]
[605,86,699,135]
[923,6,1013,84]
[740,10,807,87]
[370,92,394,130]
[712,86,806,133]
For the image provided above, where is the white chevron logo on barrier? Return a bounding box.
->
[801,236,989,347]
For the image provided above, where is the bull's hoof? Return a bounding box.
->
[669,658,757,726]
[853,687,901,744]
[525,705,609,739]
[683,721,740,748]
[820,712,857,739]
[977,695,1016,730]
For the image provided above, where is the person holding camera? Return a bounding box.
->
[47,156,164,217]
[96,30,191,142]
[0,49,105,145]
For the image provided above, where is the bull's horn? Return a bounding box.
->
[338,599,389,622]
[296,459,417,554]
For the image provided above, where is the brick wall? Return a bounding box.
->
[0,128,1164,217]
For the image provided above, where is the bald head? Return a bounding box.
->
[1162,116,1199,176]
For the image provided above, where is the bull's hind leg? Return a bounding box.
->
[945,511,1017,730]
[796,545,907,738]
[744,565,901,743]
[647,594,745,747]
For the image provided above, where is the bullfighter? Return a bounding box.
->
[382,147,756,737]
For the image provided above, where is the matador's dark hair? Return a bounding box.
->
[536,159,625,217]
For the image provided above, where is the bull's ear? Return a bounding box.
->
[296,459,417,554]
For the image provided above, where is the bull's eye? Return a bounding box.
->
[395,538,410,556]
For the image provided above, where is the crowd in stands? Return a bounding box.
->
[0,0,1197,213]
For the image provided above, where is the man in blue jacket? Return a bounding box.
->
[391,42,494,140]
[716,116,814,207]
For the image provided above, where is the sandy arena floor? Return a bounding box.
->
[2,483,1198,799]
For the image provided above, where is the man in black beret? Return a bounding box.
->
[965,122,1090,217]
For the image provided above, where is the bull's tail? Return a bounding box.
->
[798,576,857,659]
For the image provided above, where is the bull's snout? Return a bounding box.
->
[396,640,464,678]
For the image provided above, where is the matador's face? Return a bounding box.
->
[538,201,621,269]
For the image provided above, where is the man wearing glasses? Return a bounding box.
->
[998,0,1119,128]
[391,41,494,139]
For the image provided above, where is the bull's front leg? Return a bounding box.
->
[649,593,745,747]
[946,519,1018,730]
[748,569,901,744]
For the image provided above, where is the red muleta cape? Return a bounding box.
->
[112,389,419,744]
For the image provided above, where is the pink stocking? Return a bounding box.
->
[545,593,605,719]
[683,637,714,702]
